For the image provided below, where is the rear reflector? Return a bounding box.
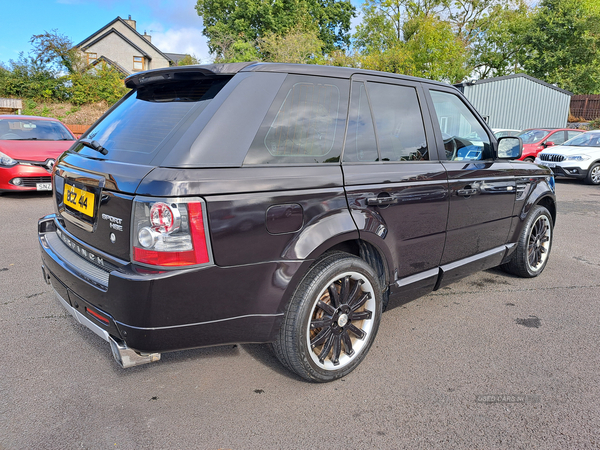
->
[86,307,109,324]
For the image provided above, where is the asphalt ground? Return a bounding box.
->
[1,179,599,449]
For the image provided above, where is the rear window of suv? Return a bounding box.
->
[72,77,231,164]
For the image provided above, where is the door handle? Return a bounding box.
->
[457,188,478,196]
[367,196,397,206]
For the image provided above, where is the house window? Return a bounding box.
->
[133,56,144,71]
[86,52,97,64]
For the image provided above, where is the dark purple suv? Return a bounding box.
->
[38,62,556,382]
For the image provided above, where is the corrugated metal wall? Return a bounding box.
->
[461,76,571,130]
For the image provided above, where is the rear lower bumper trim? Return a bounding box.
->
[53,289,160,368]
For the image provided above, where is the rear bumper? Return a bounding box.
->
[39,214,298,361]
[46,276,160,368]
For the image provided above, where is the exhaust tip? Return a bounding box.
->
[109,337,161,368]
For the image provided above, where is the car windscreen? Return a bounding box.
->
[0,119,74,141]
[518,129,548,144]
[562,132,600,147]
[71,76,231,164]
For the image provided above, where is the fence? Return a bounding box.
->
[570,95,600,120]
[65,124,90,138]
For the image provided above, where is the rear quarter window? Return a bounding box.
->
[244,75,349,165]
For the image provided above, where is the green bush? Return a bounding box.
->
[0,55,127,106]
[69,63,128,106]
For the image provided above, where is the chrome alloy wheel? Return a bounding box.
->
[527,214,551,272]
[306,271,376,370]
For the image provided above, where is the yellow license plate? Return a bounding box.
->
[64,183,95,217]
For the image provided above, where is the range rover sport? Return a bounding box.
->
[38,62,556,382]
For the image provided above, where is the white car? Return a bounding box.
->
[535,130,600,185]
[492,128,521,138]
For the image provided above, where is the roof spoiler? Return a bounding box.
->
[125,62,259,89]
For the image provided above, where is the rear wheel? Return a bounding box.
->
[523,156,535,163]
[584,163,600,185]
[273,252,382,382]
[502,205,553,277]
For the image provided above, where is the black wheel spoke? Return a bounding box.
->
[350,292,370,311]
[317,300,336,316]
[311,326,332,348]
[311,317,332,329]
[318,333,335,363]
[346,279,361,307]
[351,309,372,321]
[328,284,341,308]
[331,334,342,365]
[341,331,354,356]
[347,323,366,340]
[340,276,350,304]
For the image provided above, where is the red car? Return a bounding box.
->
[0,115,75,192]
[518,128,584,161]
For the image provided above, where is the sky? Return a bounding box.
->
[0,0,363,67]
[0,0,212,65]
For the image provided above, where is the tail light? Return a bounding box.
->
[132,196,212,268]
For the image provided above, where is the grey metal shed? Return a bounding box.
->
[454,74,572,131]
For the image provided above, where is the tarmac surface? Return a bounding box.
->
[1,178,599,449]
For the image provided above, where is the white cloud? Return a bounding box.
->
[150,27,212,63]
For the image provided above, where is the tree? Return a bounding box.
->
[29,30,83,74]
[353,0,469,81]
[177,54,201,66]
[518,0,600,94]
[195,0,355,58]
[259,25,324,63]
[468,3,530,78]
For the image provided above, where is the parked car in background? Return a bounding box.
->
[0,115,75,193]
[536,130,600,185]
[492,128,521,138]
[518,128,584,162]
[38,62,556,382]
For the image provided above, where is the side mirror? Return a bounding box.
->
[497,136,522,160]
[544,141,555,147]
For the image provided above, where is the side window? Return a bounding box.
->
[343,82,378,162]
[547,131,566,145]
[367,82,429,162]
[430,90,492,161]
[568,130,582,140]
[244,75,348,164]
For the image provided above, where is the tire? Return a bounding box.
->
[502,205,553,278]
[273,252,382,382]
[584,163,600,185]
[523,157,535,163]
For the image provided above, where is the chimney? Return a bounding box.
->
[125,15,136,30]
[143,31,152,42]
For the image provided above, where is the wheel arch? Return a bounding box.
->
[274,236,393,319]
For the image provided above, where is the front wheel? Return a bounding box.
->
[502,205,553,277]
[273,252,382,382]
[585,163,600,185]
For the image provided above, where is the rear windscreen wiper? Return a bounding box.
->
[79,138,108,155]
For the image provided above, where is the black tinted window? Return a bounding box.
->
[367,82,428,162]
[74,77,231,164]
[343,81,378,162]
[244,75,349,164]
